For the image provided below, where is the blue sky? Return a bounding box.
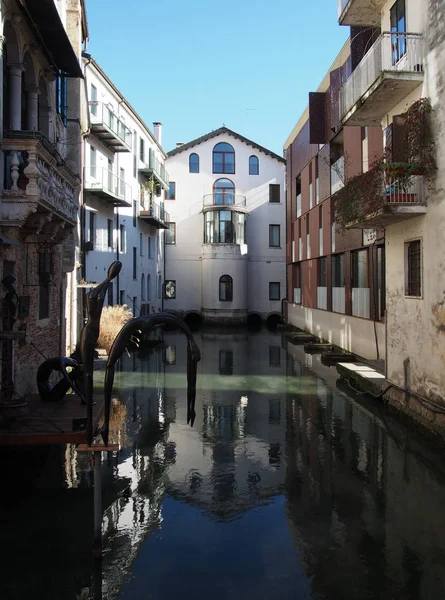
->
[85,0,349,155]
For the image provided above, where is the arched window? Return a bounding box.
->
[213,178,235,205]
[249,155,259,175]
[141,274,145,301]
[219,275,233,301]
[213,142,235,174]
[189,153,199,173]
[147,274,151,300]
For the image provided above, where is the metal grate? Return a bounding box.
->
[407,240,422,296]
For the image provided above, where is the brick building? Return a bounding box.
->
[285,40,386,360]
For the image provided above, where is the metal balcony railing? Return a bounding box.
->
[203,193,247,207]
[146,148,169,189]
[340,32,424,120]
[84,167,132,204]
[89,101,132,150]
[385,174,427,205]
[140,192,170,223]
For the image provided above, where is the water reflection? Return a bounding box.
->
[3,329,445,599]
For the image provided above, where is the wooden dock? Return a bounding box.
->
[0,393,104,446]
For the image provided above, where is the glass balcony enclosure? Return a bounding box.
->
[204,210,246,244]
[89,101,132,152]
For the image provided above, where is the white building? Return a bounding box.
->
[337,0,445,415]
[66,57,169,352]
[164,128,286,327]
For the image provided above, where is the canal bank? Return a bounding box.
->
[2,327,445,599]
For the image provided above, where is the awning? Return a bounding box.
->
[21,0,83,78]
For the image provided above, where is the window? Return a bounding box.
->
[405,240,422,296]
[189,153,199,173]
[107,219,113,249]
[168,182,176,200]
[140,233,143,256]
[219,350,233,375]
[204,211,245,244]
[165,222,176,244]
[119,224,126,253]
[90,145,96,178]
[213,142,235,174]
[133,200,137,227]
[141,274,145,300]
[147,274,151,300]
[119,290,125,305]
[133,247,137,279]
[140,137,145,162]
[269,347,281,368]
[390,0,406,64]
[269,184,280,203]
[87,211,96,247]
[318,257,327,287]
[219,275,233,301]
[165,280,176,299]
[269,224,280,248]
[148,236,152,258]
[331,254,344,287]
[269,282,280,301]
[119,168,125,198]
[249,155,259,175]
[352,249,368,288]
[213,178,235,205]
[90,84,97,116]
[56,73,67,126]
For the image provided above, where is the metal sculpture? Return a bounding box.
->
[101,312,201,445]
[37,356,84,403]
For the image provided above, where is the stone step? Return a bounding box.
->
[304,343,333,354]
[285,331,320,345]
[321,352,356,366]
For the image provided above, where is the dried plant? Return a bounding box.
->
[97,304,132,354]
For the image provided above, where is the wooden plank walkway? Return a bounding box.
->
[0,393,104,446]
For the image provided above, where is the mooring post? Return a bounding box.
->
[93,450,102,559]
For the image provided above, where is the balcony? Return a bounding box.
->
[139,149,170,191]
[331,156,344,195]
[202,193,248,213]
[340,33,424,127]
[84,167,132,207]
[89,101,132,152]
[1,131,78,230]
[335,167,428,229]
[338,0,386,26]
[139,193,169,229]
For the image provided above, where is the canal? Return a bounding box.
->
[2,328,445,599]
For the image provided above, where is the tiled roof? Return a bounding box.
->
[166,127,286,164]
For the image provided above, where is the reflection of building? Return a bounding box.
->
[165,129,286,325]
[0,0,87,399]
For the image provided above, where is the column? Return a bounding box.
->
[8,63,23,130]
[26,87,39,131]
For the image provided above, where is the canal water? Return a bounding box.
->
[2,328,445,600]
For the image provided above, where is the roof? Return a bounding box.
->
[283,38,350,150]
[167,127,286,164]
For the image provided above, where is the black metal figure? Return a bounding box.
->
[36,356,84,403]
[79,261,122,444]
[101,312,201,445]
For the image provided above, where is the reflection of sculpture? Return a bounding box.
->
[101,312,201,445]
[80,261,122,444]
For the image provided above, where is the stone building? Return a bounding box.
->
[0,0,87,402]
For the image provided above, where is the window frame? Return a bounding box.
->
[219,274,233,302]
[213,142,235,174]
[107,218,113,250]
[249,155,259,175]
[168,182,176,200]
[165,222,176,245]
[56,72,68,126]
[269,184,280,203]
[269,224,280,248]
[269,281,281,301]
[405,239,422,297]
[189,153,200,173]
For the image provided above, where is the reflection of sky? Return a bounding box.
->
[119,496,312,600]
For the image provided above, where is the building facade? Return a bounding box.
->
[335,0,445,410]
[285,41,386,360]
[0,0,87,401]
[66,57,169,353]
[165,128,286,326]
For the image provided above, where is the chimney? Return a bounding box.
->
[176,142,184,148]
[153,122,162,145]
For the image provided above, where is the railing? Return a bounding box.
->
[385,174,426,204]
[331,156,344,195]
[148,149,169,188]
[352,288,370,318]
[89,101,132,148]
[340,33,424,120]
[203,193,247,207]
[317,287,328,310]
[84,167,131,203]
[140,191,170,222]
[293,288,301,304]
[332,287,345,313]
